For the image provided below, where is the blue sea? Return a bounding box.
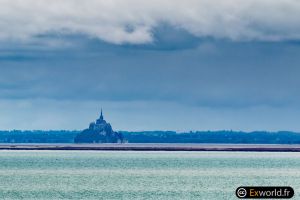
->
[0,151,299,200]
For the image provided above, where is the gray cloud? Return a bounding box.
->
[0,38,300,109]
[1,11,300,131]
[1,0,300,44]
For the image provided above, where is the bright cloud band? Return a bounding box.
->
[0,0,300,44]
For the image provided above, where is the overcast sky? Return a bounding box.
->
[0,0,300,131]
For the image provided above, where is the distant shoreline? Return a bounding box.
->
[0,143,300,152]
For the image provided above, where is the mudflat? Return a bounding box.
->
[0,143,300,151]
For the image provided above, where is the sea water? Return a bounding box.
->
[0,151,299,200]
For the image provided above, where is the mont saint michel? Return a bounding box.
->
[74,110,123,143]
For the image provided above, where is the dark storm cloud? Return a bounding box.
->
[0,29,300,109]
[0,24,300,131]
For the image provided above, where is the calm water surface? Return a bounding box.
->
[0,151,299,200]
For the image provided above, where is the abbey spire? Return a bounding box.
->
[96,108,106,125]
[100,108,104,121]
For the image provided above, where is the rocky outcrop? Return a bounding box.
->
[74,110,123,143]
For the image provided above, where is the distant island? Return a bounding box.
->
[74,110,123,143]
[0,110,300,144]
